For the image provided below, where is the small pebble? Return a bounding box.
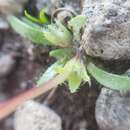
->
[0,54,15,77]
[14,100,62,130]
[96,88,130,130]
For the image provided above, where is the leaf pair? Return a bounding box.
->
[37,57,90,93]
[56,57,90,92]
[8,16,49,44]
[24,9,49,24]
[44,21,72,47]
[68,15,87,42]
[42,15,87,47]
[8,16,73,47]
[38,59,130,93]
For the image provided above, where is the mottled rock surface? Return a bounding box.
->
[0,0,26,14]
[96,88,130,130]
[81,0,130,60]
[14,101,62,130]
[0,54,15,77]
[36,0,82,14]
[0,0,26,30]
[0,16,9,29]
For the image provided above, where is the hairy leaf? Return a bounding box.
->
[37,62,64,86]
[44,21,72,47]
[87,63,130,90]
[68,72,82,92]
[49,48,73,60]
[25,10,49,24]
[8,16,49,44]
[68,15,87,41]
[57,57,90,92]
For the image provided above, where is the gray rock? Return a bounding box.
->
[36,0,82,16]
[0,17,9,29]
[0,54,15,77]
[96,88,130,130]
[36,0,61,15]
[0,0,26,14]
[81,0,130,60]
[0,0,26,30]
[14,101,62,130]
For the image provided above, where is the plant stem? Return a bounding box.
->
[0,74,66,120]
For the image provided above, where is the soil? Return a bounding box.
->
[48,81,100,130]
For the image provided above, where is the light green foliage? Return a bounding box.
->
[9,11,130,93]
[44,21,72,47]
[49,48,73,60]
[37,57,90,93]
[68,72,82,93]
[68,15,87,41]
[25,9,49,24]
[37,61,64,86]
[39,9,49,24]
[57,57,90,92]
[8,16,72,47]
[87,63,130,91]
[8,16,49,44]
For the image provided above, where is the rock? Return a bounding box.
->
[81,0,130,60]
[96,88,130,130]
[53,8,76,24]
[14,100,62,130]
[64,0,82,13]
[36,0,50,12]
[0,0,26,14]
[0,54,15,77]
[0,16,9,29]
[36,0,82,15]
[36,0,61,15]
[0,0,26,30]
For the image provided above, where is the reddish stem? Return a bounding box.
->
[0,74,65,120]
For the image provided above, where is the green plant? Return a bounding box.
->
[1,10,130,120]
[8,13,90,92]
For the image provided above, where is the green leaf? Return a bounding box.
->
[81,63,91,85]
[39,9,49,24]
[22,17,41,28]
[37,62,64,86]
[8,16,50,44]
[24,10,41,24]
[24,10,49,24]
[68,72,82,92]
[87,63,130,91]
[57,58,76,77]
[49,48,73,60]
[57,57,90,92]
[44,21,72,47]
[68,15,87,41]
